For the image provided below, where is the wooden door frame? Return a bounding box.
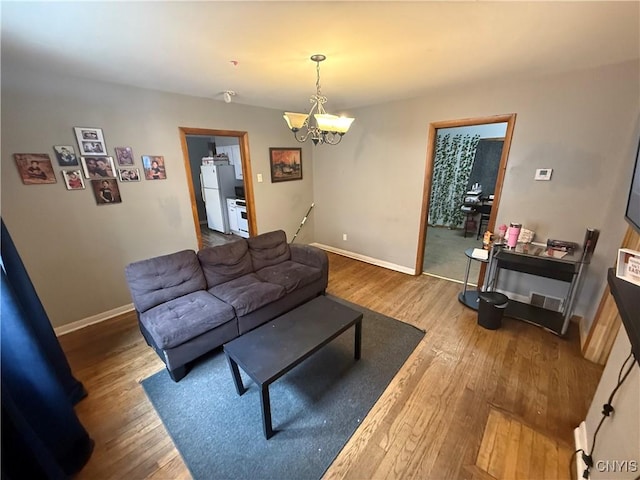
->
[178,127,256,249]
[415,113,517,276]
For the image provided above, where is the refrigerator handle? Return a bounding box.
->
[200,173,205,203]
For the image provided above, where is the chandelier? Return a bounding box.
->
[283,54,355,145]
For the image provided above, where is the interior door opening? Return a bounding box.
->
[178,127,256,249]
[415,114,517,285]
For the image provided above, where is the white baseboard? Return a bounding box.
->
[574,421,589,477]
[494,289,529,303]
[311,243,416,275]
[54,303,135,337]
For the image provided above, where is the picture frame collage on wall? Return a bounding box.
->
[13,126,167,206]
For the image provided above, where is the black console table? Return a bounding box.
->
[486,243,588,336]
[607,268,640,366]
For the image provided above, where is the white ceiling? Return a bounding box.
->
[2,1,639,114]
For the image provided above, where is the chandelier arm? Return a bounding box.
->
[293,128,310,143]
[324,132,342,145]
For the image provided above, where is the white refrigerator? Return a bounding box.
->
[200,164,236,233]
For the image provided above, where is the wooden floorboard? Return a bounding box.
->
[59,252,604,479]
[474,407,574,480]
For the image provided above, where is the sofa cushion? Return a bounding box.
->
[198,240,253,288]
[125,250,207,313]
[247,230,290,271]
[139,291,236,350]
[255,261,323,293]
[209,273,286,317]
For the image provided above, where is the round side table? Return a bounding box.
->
[458,247,489,310]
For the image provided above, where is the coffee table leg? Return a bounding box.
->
[260,384,274,439]
[225,354,246,396]
[354,318,362,360]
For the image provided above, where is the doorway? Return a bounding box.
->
[178,127,256,249]
[415,114,517,284]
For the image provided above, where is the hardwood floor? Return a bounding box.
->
[200,225,243,248]
[59,252,603,479]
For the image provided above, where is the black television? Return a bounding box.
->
[625,137,640,234]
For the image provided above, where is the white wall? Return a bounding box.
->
[1,63,315,329]
[2,59,639,336]
[583,329,639,479]
[313,60,640,329]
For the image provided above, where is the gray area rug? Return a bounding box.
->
[424,226,483,283]
[141,296,425,480]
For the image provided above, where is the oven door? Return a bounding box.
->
[237,204,249,238]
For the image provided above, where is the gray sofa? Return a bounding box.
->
[124,230,328,381]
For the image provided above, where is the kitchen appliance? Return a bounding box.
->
[234,185,245,200]
[236,199,249,238]
[200,163,235,233]
[226,198,249,238]
[226,198,239,234]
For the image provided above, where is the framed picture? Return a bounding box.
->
[61,169,86,190]
[80,156,116,179]
[53,145,79,166]
[90,178,122,205]
[269,147,302,182]
[118,168,140,182]
[74,127,107,156]
[14,153,57,185]
[616,248,640,286]
[115,146,134,166]
[142,155,167,180]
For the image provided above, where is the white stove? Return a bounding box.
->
[235,199,249,238]
[226,197,249,238]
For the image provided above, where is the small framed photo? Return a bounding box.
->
[14,153,57,185]
[115,146,135,166]
[61,169,86,190]
[90,178,122,205]
[53,145,79,166]
[74,127,106,156]
[118,168,140,182]
[616,248,640,286]
[80,156,116,179]
[142,155,167,180]
[269,147,302,182]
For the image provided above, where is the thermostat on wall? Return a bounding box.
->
[534,168,553,181]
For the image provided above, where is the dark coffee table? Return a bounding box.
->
[223,295,363,439]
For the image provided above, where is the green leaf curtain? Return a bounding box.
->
[429,133,481,228]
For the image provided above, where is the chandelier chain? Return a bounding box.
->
[316,60,321,97]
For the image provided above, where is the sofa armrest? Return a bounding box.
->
[290,244,328,275]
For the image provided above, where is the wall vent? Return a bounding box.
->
[530,292,563,312]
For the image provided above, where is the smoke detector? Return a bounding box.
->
[223,90,236,103]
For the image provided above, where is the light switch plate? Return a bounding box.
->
[257,173,263,183]
[534,168,553,181]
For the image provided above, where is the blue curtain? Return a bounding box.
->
[1,219,94,478]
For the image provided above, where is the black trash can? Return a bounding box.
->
[477,292,509,330]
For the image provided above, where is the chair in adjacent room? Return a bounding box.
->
[461,204,477,238]
[476,212,491,239]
